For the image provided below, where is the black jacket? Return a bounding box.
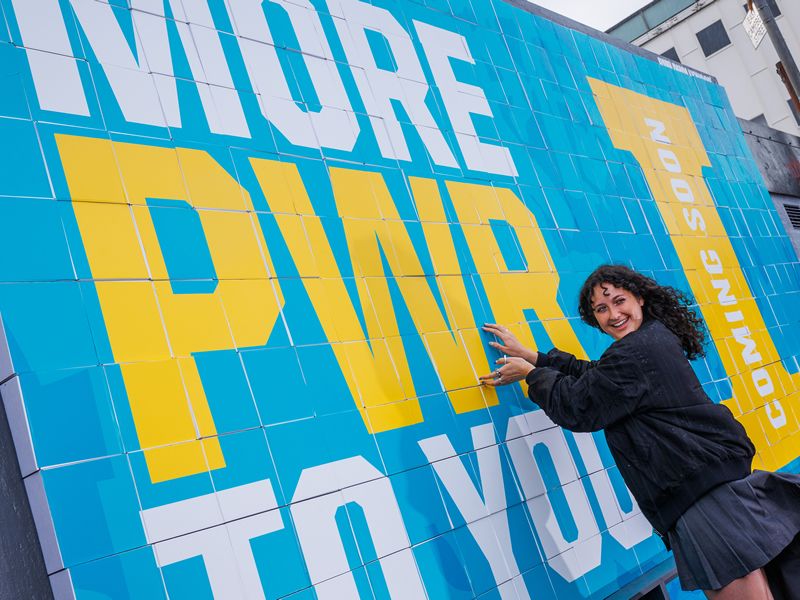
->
[525,318,755,536]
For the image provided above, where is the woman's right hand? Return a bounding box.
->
[482,323,539,366]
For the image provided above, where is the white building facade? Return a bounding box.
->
[608,0,800,136]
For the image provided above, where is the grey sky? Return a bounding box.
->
[529,0,653,32]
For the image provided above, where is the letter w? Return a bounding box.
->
[251,160,497,433]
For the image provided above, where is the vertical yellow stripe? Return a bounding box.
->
[57,135,285,482]
[589,79,800,470]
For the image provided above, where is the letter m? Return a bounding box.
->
[732,326,762,366]
[9,0,247,136]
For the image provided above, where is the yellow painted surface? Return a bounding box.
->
[253,159,502,429]
[447,182,590,370]
[589,79,800,470]
[71,202,149,279]
[60,115,795,476]
[54,135,128,204]
[57,135,285,482]
[332,168,503,415]
[411,177,500,413]
[251,158,421,432]
[93,281,171,364]
[119,359,212,480]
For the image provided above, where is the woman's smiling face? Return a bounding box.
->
[590,283,645,340]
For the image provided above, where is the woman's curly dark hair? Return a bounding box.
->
[578,265,707,360]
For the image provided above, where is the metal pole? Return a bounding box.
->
[753,0,800,111]
[777,62,800,113]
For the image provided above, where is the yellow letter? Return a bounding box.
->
[57,135,283,482]
[589,79,800,470]
[330,169,498,415]
[447,182,590,368]
[251,159,422,432]
[251,160,503,431]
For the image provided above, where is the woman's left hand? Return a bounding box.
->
[479,356,535,387]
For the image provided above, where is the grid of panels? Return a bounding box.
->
[0,0,798,599]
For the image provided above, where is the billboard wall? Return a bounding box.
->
[0,0,799,597]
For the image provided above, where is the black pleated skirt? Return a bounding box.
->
[667,470,800,592]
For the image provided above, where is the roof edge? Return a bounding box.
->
[605,0,681,34]
[503,0,718,84]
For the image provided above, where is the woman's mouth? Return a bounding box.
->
[610,317,629,329]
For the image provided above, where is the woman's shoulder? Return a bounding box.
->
[602,319,676,360]
[623,318,673,343]
[617,320,690,374]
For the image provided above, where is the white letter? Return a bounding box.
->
[645,118,670,144]
[751,367,774,397]
[227,0,357,150]
[414,20,516,176]
[327,1,458,167]
[683,207,706,232]
[732,326,762,365]
[725,310,745,323]
[291,457,425,599]
[50,0,248,133]
[572,432,652,549]
[658,149,681,173]
[141,480,283,600]
[711,279,737,306]
[8,0,89,115]
[701,249,723,275]
[672,178,695,203]
[766,400,788,428]
[505,414,601,582]
[68,0,175,127]
[13,0,248,132]
[419,425,530,600]
[167,0,250,137]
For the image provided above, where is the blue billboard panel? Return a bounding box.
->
[0,0,798,598]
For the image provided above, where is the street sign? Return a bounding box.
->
[744,8,767,49]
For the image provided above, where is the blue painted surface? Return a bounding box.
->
[0,0,796,598]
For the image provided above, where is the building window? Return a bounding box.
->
[696,20,732,56]
[742,0,781,18]
[661,47,681,63]
[788,100,800,126]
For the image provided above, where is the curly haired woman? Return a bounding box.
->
[481,265,800,599]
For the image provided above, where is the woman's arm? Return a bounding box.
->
[526,345,647,432]
[536,348,598,378]
[482,323,596,377]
